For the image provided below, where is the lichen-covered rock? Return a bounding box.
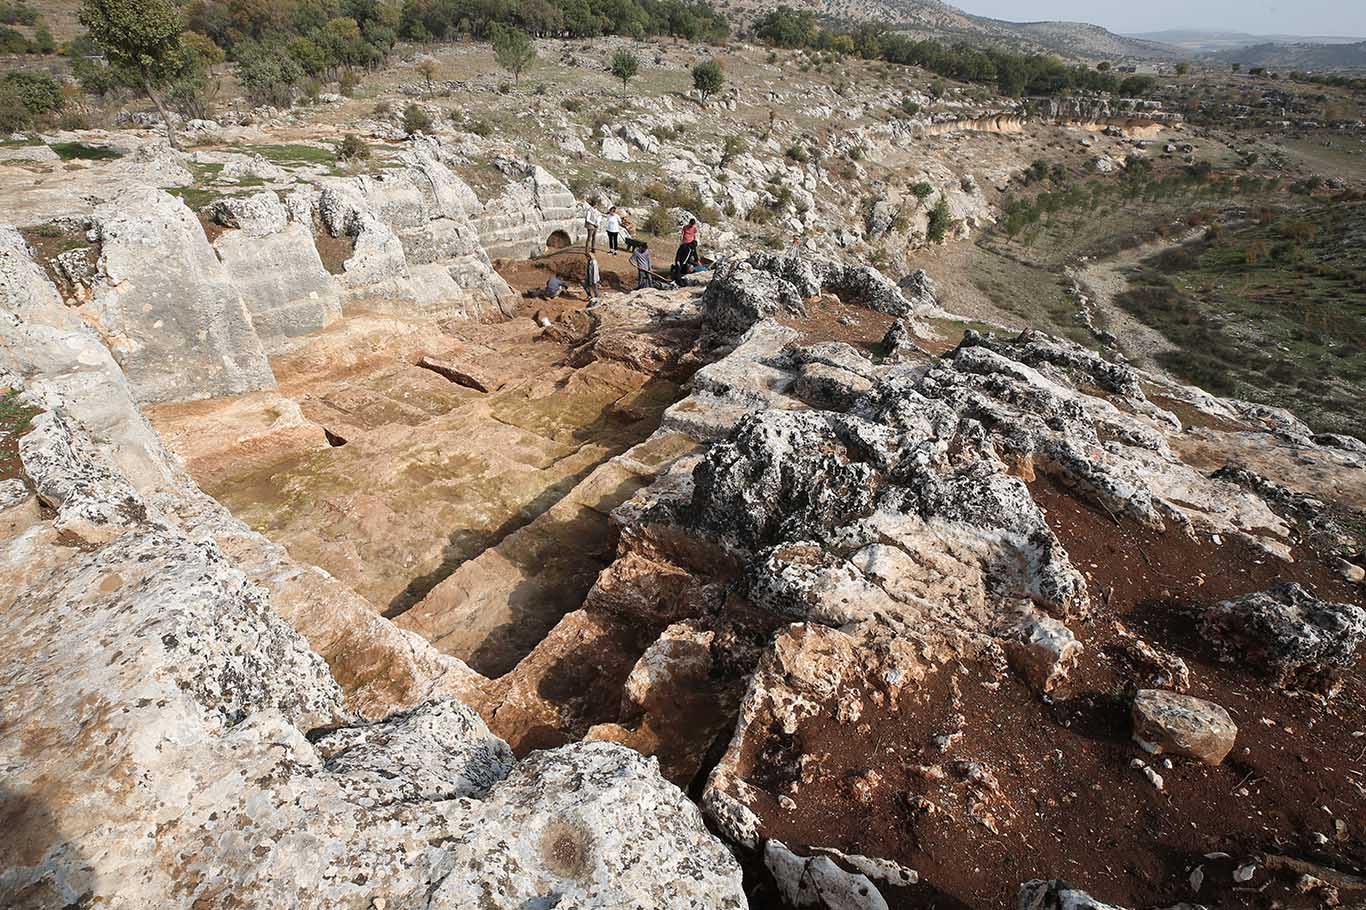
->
[764,839,890,910]
[314,697,514,803]
[880,317,927,362]
[1200,582,1366,694]
[1131,689,1237,765]
[18,411,152,545]
[701,259,807,344]
[690,409,890,552]
[700,251,932,346]
[0,225,176,490]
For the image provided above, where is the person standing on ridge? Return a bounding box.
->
[583,201,604,252]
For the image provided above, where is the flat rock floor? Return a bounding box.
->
[148,302,685,666]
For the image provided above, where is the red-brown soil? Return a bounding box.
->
[495,246,644,298]
[313,224,355,275]
[738,477,1366,909]
[779,292,898,356]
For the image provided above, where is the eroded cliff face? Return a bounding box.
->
[3,166,1364,910]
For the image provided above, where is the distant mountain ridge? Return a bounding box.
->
[728,0,1182,61]
[1205,41,1366,70]
[1131,29,1366,53]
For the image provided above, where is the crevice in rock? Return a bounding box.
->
[323,428,348,447]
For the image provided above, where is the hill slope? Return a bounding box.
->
[728,0,1181,60]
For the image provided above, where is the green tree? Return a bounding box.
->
[609,48,639,91]
[1175,62,1190,75]
[491,24,535,85]
[235,40,305,107]
[79,0,189,147]
[692,58,723,103]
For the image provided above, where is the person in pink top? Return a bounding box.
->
[681,218,699,261]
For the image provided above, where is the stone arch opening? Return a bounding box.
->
[546,229,572,250]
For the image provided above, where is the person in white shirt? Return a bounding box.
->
[583,202,603,252]
[605,207,623,253]
[584,251,601,305]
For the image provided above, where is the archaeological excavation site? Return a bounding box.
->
[2,58,1366,910]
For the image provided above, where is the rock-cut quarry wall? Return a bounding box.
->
[0,203,743,909]
[13,136,582,406]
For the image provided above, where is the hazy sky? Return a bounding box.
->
[950,0,1366,37]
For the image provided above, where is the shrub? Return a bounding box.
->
[0,24,25,53]
[785,144,809,163]
[692,59,724,103]
[338,71,359,96]
[720,133,747,165]
[337,133,369,162]
[0,1,39,25]
[561,98,582,113]
[467,118,492,137]
[32,23,54,53]
[402,102,432,135]
[236,41,305,107]
[58,109,89,130]
[0,81,30,132]
[926,197,954,243]
[910,181,934,202]
[373,100,392,117]
[643,205,672,235]
[2,70,62,116]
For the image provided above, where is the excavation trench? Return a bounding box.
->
[147,256,696,686]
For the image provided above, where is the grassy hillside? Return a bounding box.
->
[1117,201,1366,436]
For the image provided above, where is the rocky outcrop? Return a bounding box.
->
[1200,582,1366,695]
[700,251,933,347]
[0,226,177,490]
[84,186,276,403]
[208,191,343,351]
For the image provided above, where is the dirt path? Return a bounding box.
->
[1070,232,1201,374]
